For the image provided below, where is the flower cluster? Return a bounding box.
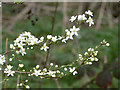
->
[78,40,110,65]
[29,64,78,78]
[10,32,44,56]
[78,48,99,65]
[17,79,30,89]
[69,10,94,26]
[100,40,110,46]
[62,26,80,43]
[4,65,15,76]
[83,48,99,65]
[0,55,5,65]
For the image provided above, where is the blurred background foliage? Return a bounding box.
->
[1,2,119,88]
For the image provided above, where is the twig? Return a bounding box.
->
[51,2,58,35]
[0,69,59,79]
[4,38,8,89]
[54,79,61,89]
[45,2,58,66]
[17,75,20,89]
[62,1,68,34]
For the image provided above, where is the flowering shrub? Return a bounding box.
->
[0,10,110,89]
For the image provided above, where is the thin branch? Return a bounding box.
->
[17,75,20,89]
[45,2,58,66]
[51,2,58,35]
[0,69,59,79]
[4,38,8,88]
[62,1,68,34]
[54,79,61,89]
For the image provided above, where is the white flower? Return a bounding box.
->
[36,65,40,69]
[4,65,15,77]
[39,36,44,43]
[64,68,67,71]
[73,71,78,75]
[70,26,80,36]
[86,17,94,27]
[0,68,1,70]
[10,44,15,49]
[57,70,60,73]
[62,39,67,43]
[69,16,77,22]
[94,58,98,61]
[85,10,93,16]
[19,48,26,56]
[90,57,94,61]
[30,38,39,45]
[16,50,20,54]
[78,14,87,21]
[55,65,58,68]
[28,74,31,76]
[17,42,25,48]
[79,54,82,57]
[88,48,93,51]
[20,83,22,86]
[33,69,41,76]
[52,74,56,77]
[7,65,13,70]
[65,29,69,32]
[40,43,49,52]
[66,31,74,40]
[17,84,19,87]
[58,36,63,40]
[91,48,94,51]
[19,64,24,68]
[7,70,15,76]
[47,35,52,39]
[25,80,28,82]
[69,67,76,73]
[47,70,56,77]
[86,62,92,65]
[0,55,6,65]
[14,39,19,46]
[94,51,98,56]
[84,52,88,55]
[50,63,53,66]
[51,36,58,42]
[106,43,110,46]
[12,54,15,57]
[43,68,47,72]
[79,54,83,60]
[88,48,94,52]
[26,85,30,89]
